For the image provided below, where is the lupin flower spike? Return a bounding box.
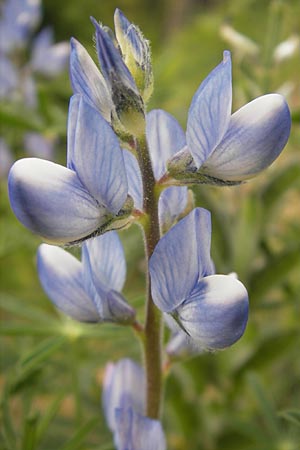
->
[149,208,249,350]
[8,95,132,245]
[167,51,291,185]
[37,232,135,324]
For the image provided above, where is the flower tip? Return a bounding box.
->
[90,16,100,30]
[223,49,231,62]
[70,36,79,49]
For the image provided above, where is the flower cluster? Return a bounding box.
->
[7,8,291,448]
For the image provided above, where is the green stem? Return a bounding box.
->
[136,135,163,419]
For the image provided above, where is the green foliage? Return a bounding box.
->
[1,0,300,449]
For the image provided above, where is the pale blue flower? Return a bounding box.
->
[114,408,166,450]
[102,358,166,450]
[166,51,291,184]
[37,232,135,324]
[0,55,18,99]
[70,37,114,123]
[123,109,188,229]
[103,359,145,432]
[24,132,55,160]
[149,208,249,350]
[31,27,69,77]
[8,95,132,245]
[0,0,41,53]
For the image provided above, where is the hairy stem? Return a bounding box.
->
[136,135,163,419]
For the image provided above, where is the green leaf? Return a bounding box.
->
[0,104,43,131]
[0,323,61,336]
[278,409,300,428]
[234,330,297,377]
[231,194,263,280]
[0,293,56,323]
[21,413,39,450]
[35,393,66,445]
[0,382,16,449]
[261,164,300,219]
[19,336,66,373]
[10,337,67,392]
[248,246,300,301]
[58,418,99,450]
[247,372,280,439]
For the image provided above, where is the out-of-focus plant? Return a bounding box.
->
[0,0,70,179]
[1,1,300,449]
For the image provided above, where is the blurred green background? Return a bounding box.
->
[1,0,300,449]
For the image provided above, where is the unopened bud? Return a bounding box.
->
[114,9,153,102]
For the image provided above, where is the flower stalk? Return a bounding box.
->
[136,135,163,419]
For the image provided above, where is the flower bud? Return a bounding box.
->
[92,18,145,137]
[114,9,153,103]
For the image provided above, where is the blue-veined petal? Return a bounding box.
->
[82,274,134,323]
[123,149,143,211]
[103,359,145,433]
[82,232,126,293]
[115,408,166,450]
[149,208,213,313]
[177,274,249,350]
[158,186,188,232]
[200,94,291,181]
[70,38,113,122]
[37,244,99,322]
[67,96,128,214]
[8,158,108,244]
[92,18,139,96]
[146,109,186,180]
[186,51,232,168]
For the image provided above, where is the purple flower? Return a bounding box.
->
[165,51,291,184]
[8,95,132,245]
[149,208,249,350]
[37,232,135,324]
